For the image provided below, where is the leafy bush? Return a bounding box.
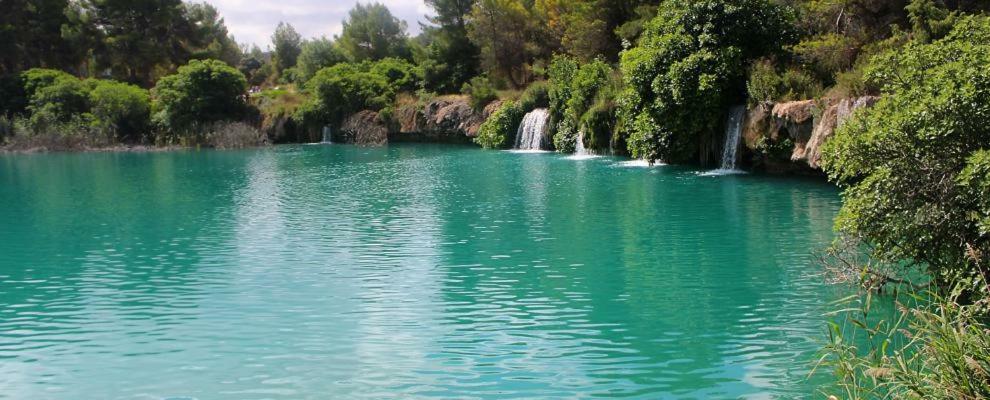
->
[368,58,420,93]
[474,100,522,149]
[821,15,990,294]
[461,76,497,111]
[547,55,579,126]
[21,69,75,101]
[27,74,90,127]
[779,68,824,101]
[301,63,391,127]
[295,58,420,132]
[619,0,796,162]
[565,59,611,124]
[87,80,150,140]
[581,100,615,152]
[746,59,782,104]
[546,57,616,153]
[553,117,578,153]
[152,59,248,134]
[791,33,859,81]
[517,81,549,112]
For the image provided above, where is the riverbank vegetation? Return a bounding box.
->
[3,0,990,397]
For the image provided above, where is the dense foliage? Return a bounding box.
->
[821,16,990,293]
[816,15,990,400]
[619,0,795,162]
[298,58,420,128]
[151,59,248,134]
[474,100,522,149]
[338,3,412,62]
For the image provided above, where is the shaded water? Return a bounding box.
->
[0,144,842,399]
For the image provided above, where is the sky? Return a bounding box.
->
[206,0,433,48]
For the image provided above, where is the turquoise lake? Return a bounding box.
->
[0,144,843,399]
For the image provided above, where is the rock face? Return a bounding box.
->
[336,96,500,146]
[391,96,501,143]
[742,96,878,172]
[338,110,389,146]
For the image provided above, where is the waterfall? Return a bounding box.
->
[575,129,588,156]
[719,106,746,170]
[514,108,549,150]
[322,126,333,144]
[568,129,600,160]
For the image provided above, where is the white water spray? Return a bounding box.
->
[719,106,746,170]
[514,109,550,150]
[322,126,333,144]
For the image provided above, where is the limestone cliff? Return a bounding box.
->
[742,97,878,172]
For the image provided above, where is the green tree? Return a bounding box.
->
[294,38,346,84]
[820,16,990,294]
[420,0,479,93]
[79,0,192,85]
[466,0,537,87]
[0,0,80,74]
[151,59,248,133]
[298,58,418,127]
[272,22,302,74]
[184,3,242,66]
[338,3,411,62]
[87,79,151,140]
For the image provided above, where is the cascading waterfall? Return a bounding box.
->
[322,126,333,144]
[574,129,588,156]
[568,129,600,160]
[514,108,549,150]
[718,106,746,170]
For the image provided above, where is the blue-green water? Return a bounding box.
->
[0,144,842,399]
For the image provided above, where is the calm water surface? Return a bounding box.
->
[0,144,843,399]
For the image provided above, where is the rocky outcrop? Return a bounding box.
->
[743,96,878,172]
[803,97,878,169]
[390,96,501,143]
[338,111,389,146]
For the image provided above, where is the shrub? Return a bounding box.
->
[746,59,782,104]
[547,55,579,125]
[553,117,578,153]
[820,15,990,294]
[302,63,391,127]
[298,58,421,129]
[581,100,615,152]
[517,81,549,112]
[461,76,497,111]
[779,68,824,101]
[368,58,420,93]
[21,69,75,100]
[566,60,611,123]
[27,75,91,128]
[152,59,249,134]
[791,33,859,81]
[87,80,150,140]
[475,100,522,149]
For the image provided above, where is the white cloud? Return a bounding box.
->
[205,0,433,48]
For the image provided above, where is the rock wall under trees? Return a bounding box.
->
[742,97,878,173]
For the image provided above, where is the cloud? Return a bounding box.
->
[205,0,434,48]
